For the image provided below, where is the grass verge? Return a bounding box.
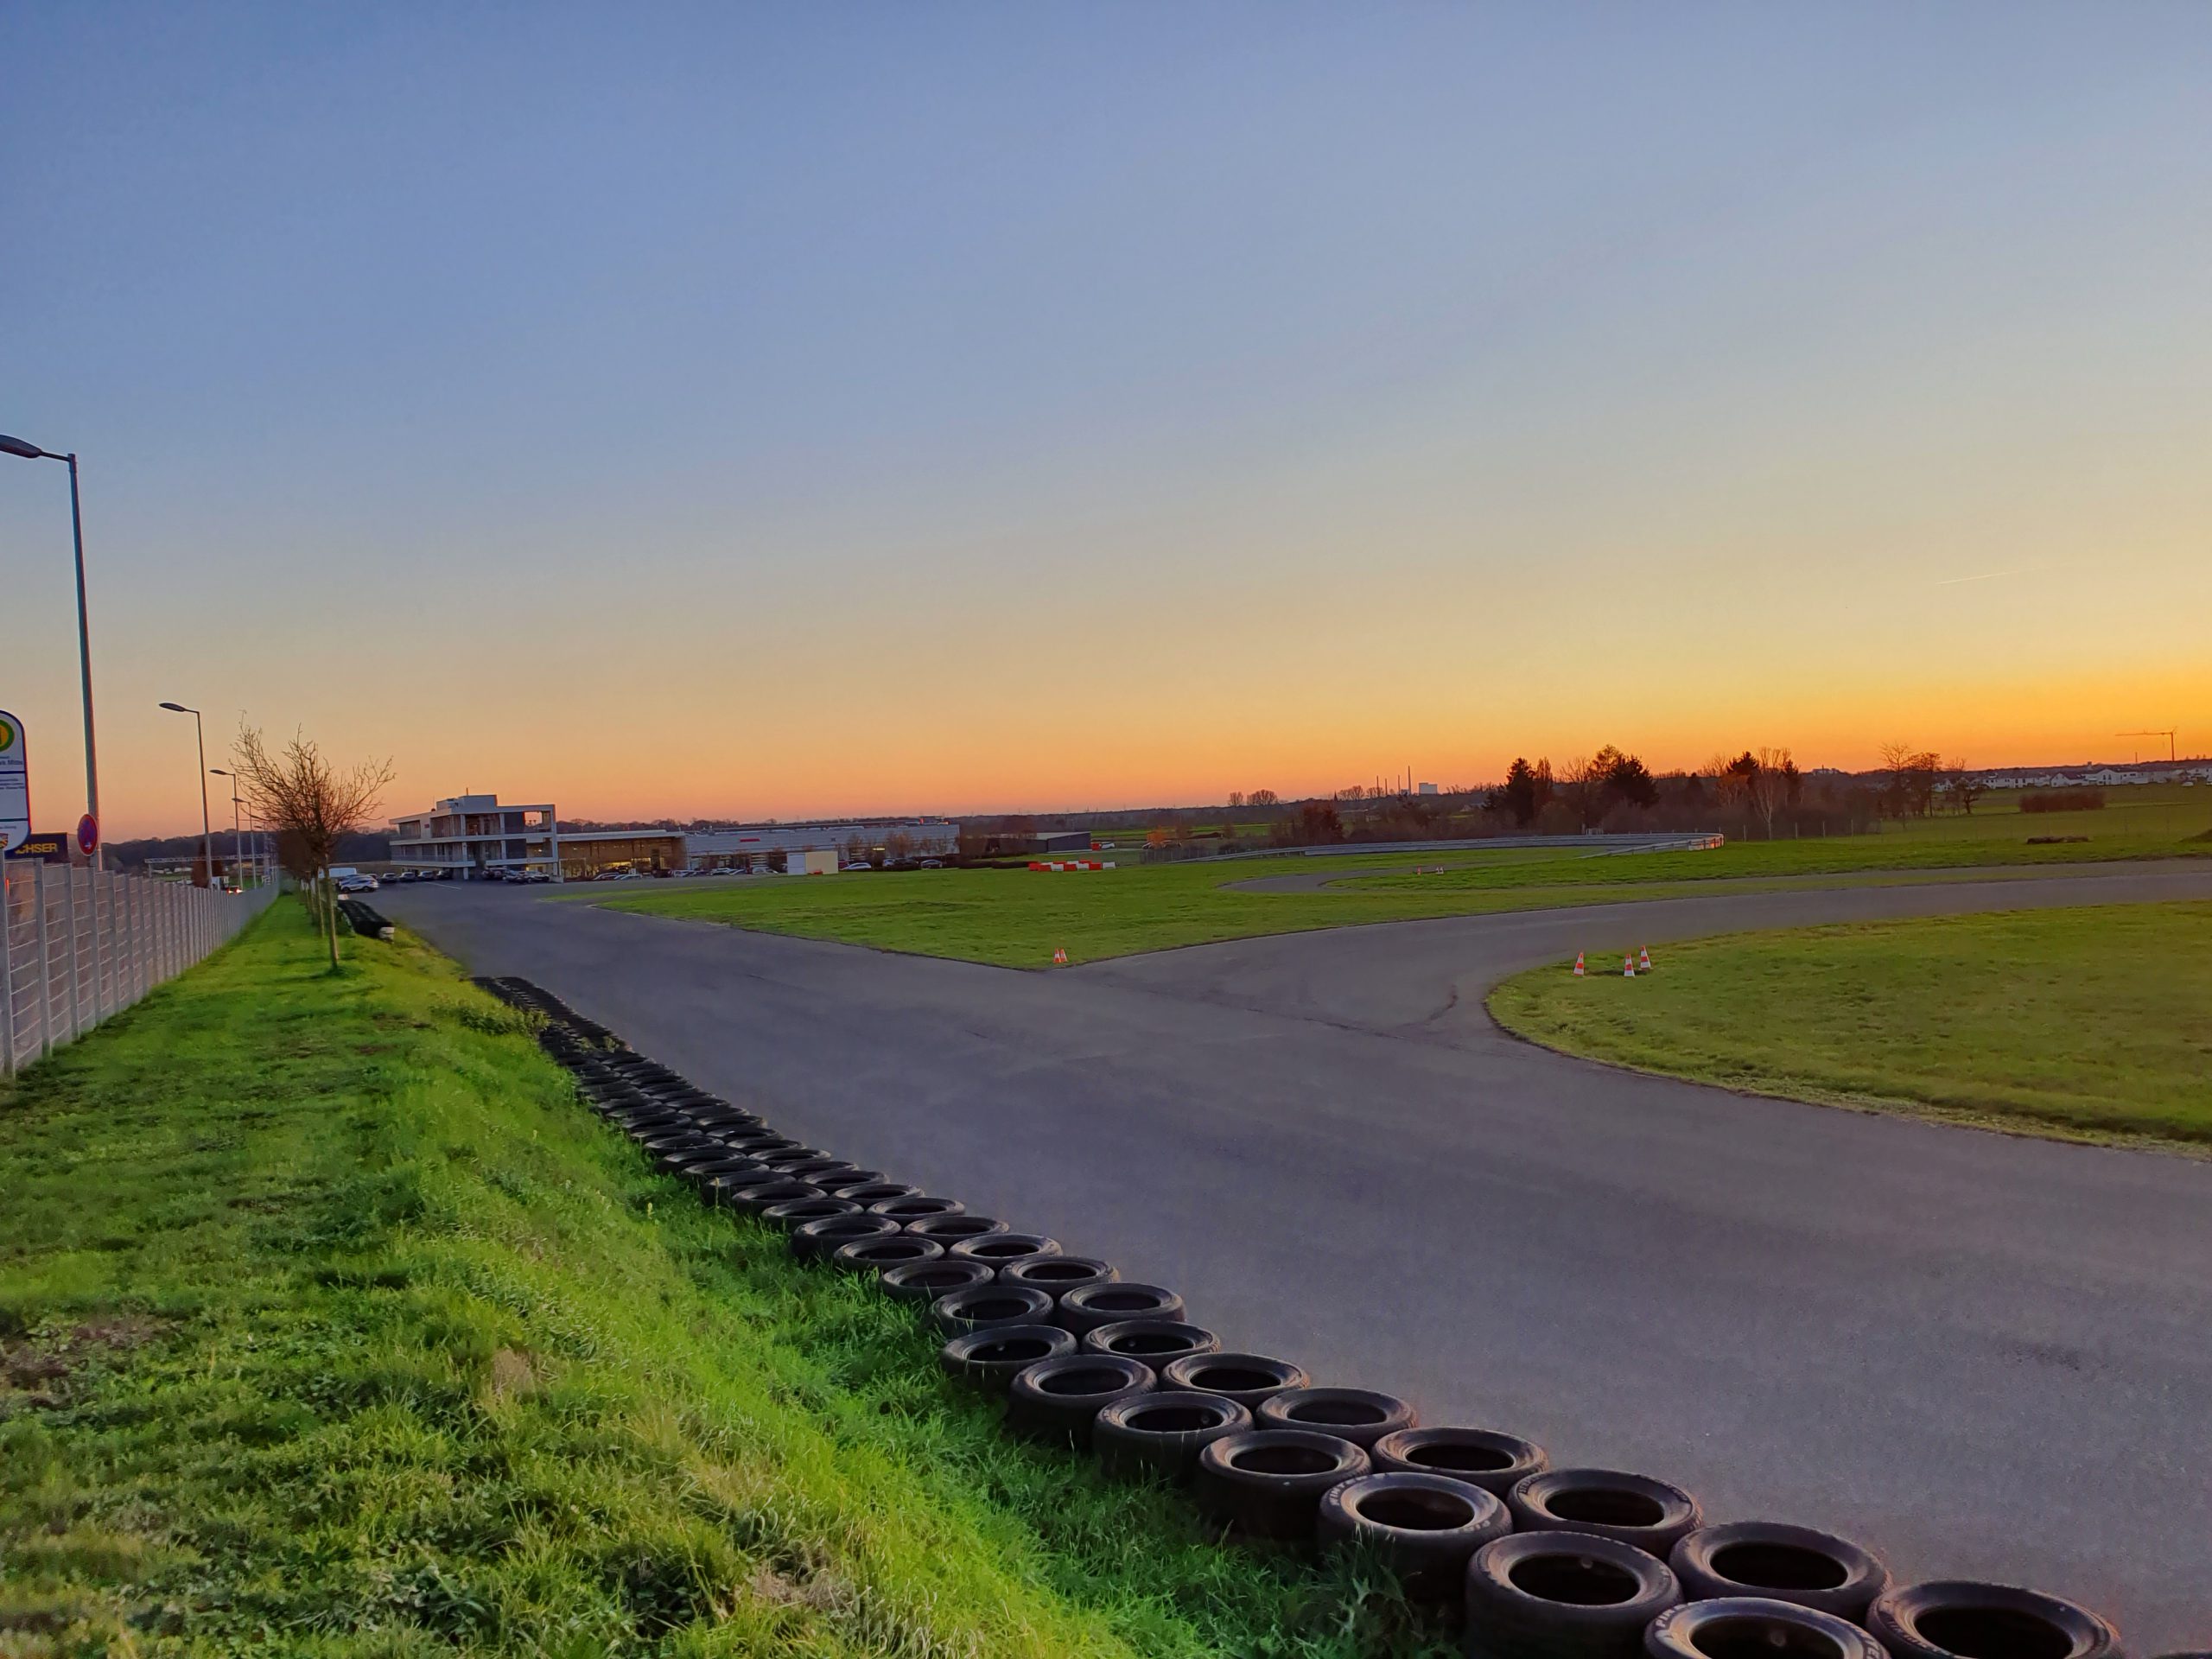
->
[0,899,1443,1656]
[601,823,2208,969]
[1485,902,2212,1150]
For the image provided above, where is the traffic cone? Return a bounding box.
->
[1052,947,1068,966]
[1573,951,1586,977]
[1638,946,1652,973]
[1623,954,1636,977]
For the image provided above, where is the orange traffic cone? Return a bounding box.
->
[1052,947,1068,966]
[1623,954,1637,977]
[1573,951,1586,976]
[1638,946,1652,973]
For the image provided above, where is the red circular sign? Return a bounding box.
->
[77,813,99,855]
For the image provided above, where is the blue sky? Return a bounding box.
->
[5,4,2210,832]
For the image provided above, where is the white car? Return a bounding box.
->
[337,874,378,893]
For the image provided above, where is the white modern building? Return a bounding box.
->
[390,794,561,879]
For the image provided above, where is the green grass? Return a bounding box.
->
[1485,902,2212,1149]
[0,901,1448,1657]
[602,799,2209,969]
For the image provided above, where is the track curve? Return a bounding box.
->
[382,861,2212,1650]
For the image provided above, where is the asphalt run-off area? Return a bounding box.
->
[383,863,2212,1653]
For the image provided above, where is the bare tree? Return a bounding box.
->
[1227,791,1247,810]
[1943,758,1985,816]
[233,723,395,968]
[1745,746,1794,837]
[1249,789,1279,808]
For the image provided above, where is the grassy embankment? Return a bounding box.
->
[1488,902,2212,1150]
[604,791,2209,969]
[0,900,1446,1657]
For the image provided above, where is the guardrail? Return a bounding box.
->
[0,863,276,1076]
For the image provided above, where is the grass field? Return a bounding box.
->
[1486,902,2212,1149]
[602,793,2209,968]
[0,901,1448,1657]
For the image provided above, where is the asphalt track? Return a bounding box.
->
[381,864,2212,1649]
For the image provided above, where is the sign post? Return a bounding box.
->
[0,711,29,856]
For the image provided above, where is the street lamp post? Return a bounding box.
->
[159,702,214,888]
[0,432,101,867]
[209,767,245,890]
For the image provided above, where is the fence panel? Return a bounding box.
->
[0,865,276,1077]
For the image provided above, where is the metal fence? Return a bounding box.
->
[1,863,276,1076]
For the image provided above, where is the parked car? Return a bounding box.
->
[842,861,872,872]
[337,874,378,893]
[919,859,944,869]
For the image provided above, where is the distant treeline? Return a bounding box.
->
[108,830,390,871]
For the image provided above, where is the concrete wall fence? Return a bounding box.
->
[0,863,275,1077]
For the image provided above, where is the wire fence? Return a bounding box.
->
[0,863,276,1077]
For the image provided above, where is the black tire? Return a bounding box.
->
[1465,1531,1682,1659]
[772,1159,877,1188]
[1082,1320,1221,1363]
[879,1257,996,1305]
[727,1179,827,1216]
[1160,1351,1310,1410]
[790,1213,901,1262]
[947,1231,1060,1263]
[1646,1598,1886,1659]
[1094,1390,1250,1483]
[828,1181,918,1208]
[997,1255,1118,1300]
[938,1324,1077,1393]
[1256,1387,1417,1450]
[1193,1429,1370,1540]
[831,1234,944,1274]
[1510,1469,1702,1557]
[1373,1427,1548,1497]
[1866,1580,2121,1659]
[905,1213,1009,1244]
[1317,1471,1510,1601]
[760,1196,862,1231]
[1669,1522,1888,1623]
[869,1195,966,1224]
[931,1282,1058,1336]
[1058,1281,1185,1335]
[1005,1355,1156,1445]
[682,1156,771,1191]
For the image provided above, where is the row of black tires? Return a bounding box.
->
[474,976,2196,1659]
[340,898,394,939]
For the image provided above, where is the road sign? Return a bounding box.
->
[0,710,29,855]
[77,813,99,856]
[4,833,67,865]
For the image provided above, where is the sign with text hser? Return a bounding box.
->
[0,710,29,855]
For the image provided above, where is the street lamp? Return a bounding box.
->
[209,767,245,890]
[159,702,214,888]
[0,431,100,866]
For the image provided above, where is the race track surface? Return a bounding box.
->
[380,864,2212,1649]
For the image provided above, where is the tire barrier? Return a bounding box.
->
[1005,1355,1156,1446]
[1866,1582,2121,1659]
[1509,1469,1705,1558]
[939,1325,1078,1393]
[1081,1319,1221,1363]
[1669,1522,1889,1623]
[946,1230,1059,1262]
[1160,1351,1310,1410]
[1316,1471,1511,1602]
[1465,1532,1681,1659]
[474,976,2169,1657]
[1196,1429,1371,1539]
[1255,1386,1418,1450]
[1647,1598,1887,1659]
[1371,1426,1548,1497]
[1094,1390,1250,1483]
[340,898,396,939]
[1057,1281,1186,1335]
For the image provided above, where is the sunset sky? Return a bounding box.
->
[5,5,2209,837]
